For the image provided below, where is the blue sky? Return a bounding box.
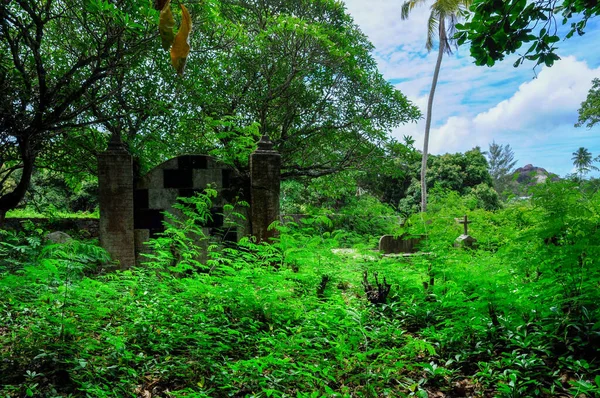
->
[342,0,600,177]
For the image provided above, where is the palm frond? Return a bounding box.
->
[426,13,439,51]
[404,0,473,52]
[401,0,430,20]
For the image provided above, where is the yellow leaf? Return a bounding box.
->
[159,0,175,51]
[170,4,192,76]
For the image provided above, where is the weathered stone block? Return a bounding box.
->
[98,146,135,269]
[136,170,163,190]
[134,209,164,230]
[131,154,255,257]
[134,229,151,265]
[250,136,281,243]
[164,169,193,188]
[148,188,179,210]
[379,234,425,254]
[179,155,208,169]
[45,231,73,244]
[193,168,222,189]
[454,234,478,248]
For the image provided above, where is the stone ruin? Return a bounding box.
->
[454,215,477,249]
[97,136,280,269]
[132,154,250,261]
[379,215,479,254]
[379,233,425,254]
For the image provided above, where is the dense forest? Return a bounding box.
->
[2,0,600,397]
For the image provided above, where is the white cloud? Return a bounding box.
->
[343,0,431,54]
[393,57,600,164]
[421,57,600,175]
[342,0,600,176]
[473,57,596,131]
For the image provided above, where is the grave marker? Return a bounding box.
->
[454,214,477,248]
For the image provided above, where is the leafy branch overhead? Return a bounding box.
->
[455,0,600,67]
[157,0,192,75]
[576,78,600,129]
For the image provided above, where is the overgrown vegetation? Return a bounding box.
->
[2,181,599,397]
[2,0,600,396]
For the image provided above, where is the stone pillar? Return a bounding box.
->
[250,135,281,243]
[98,139,135,269]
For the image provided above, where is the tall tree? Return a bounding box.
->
[0,0,421,221]
[576,78,600,129]
[572,147,598,178]
[487,141,518,197]
[0,0,155,223]
[181,0,421,179]
[400,0,472,211]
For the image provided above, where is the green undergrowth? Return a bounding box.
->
[5,209,99,219]
[1,182,600,397]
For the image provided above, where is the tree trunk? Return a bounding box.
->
[420,20,446,212]
[0,137,36,220]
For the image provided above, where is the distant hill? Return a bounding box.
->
[513,164,560,187]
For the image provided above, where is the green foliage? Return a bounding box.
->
[456,0,600,67]
[576,78,600,129]
[2,181,600,397]
[334,195,404,240]
[464,183,502,210]
[487,142,518,199]
[13,170,99,215]
[1,0,420,216]
[0,222,45,273]
[0,0,155,215]
[394,147,499,213]
[142,187,252,274]
[173,0,421,179]
[571,147,598,178]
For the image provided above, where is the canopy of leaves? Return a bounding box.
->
[428,147,493,192]
[178,0,421,178]
[572,147,598,177]
[0,0,156,216]
[357,146,498,214]
[576,78,600,129]
[455,0,600,67]
[1,0,420,217]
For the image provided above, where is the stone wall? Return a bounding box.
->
[133,155,251,261]
[379,234,425,254]
[96,138,280,268]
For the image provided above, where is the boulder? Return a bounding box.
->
[454,234,477,249]
[45,231,73,244]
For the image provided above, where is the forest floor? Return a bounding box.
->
[2,187,600,397]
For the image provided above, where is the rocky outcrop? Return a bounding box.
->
[513,164,559,186]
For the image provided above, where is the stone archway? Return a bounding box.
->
[98,136,280,269]
[132,155,250,261]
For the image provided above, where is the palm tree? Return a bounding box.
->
[401,0,472,212]
[572,147,598,178]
